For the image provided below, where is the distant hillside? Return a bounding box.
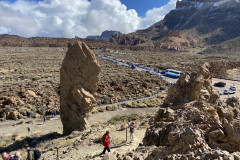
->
[116,0,240,48]
[0,34,121,49]
[0,34,167,51]
[86,30,122,41]
[200,36,240,55]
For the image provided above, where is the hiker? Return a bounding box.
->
[1,152,21,160]
[24,144,41,160]
[1,152,10,160]
[51,110,54,117]
[43,116,46,123]
[128,122,135,144]
[27,127,31,135]
[101,131,111,154]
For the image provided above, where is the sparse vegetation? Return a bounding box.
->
[106,114,140,125]
[32,76,41,81]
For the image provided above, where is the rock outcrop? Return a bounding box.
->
[163,63,219,106]
[142,63,240,159]
[156,30,198,51]
[60,42,100,135]
[109,34,146,45]
[86,30,122,41]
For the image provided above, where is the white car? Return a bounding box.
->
[224,90,228,95]
[224,89,235,94]
[230,85,236,91]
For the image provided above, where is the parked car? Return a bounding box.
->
[224,89,235,94]
[157,74,164,78]
[230,85,236,91]
[228,90,235,94]
[218,91,223,95]
[214,82,226,87]
[224,89,228,94]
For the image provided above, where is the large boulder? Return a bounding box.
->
[143,63,240,159]
[60,42,100,135]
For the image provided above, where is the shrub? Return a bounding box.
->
[32,76,41,81]
[106,114,139,125]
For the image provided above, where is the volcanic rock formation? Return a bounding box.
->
[143,63,240,159]
[157,30,198,51]
[60,42,100,135]
[163,63,219,106]
[109,34,146,45]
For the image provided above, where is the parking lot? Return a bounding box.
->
[97,53,240,102]
[212,78,240,101]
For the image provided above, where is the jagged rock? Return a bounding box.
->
[226,97,240,108]
[163,63,219,107]
[142,63,240,159]
[60,42,100,135]
[6,111,20,120]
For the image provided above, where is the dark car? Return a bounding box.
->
[214,82,226,87]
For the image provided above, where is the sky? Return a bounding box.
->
[0,0,177,38]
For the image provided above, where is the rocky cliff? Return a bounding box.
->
[134,0,240,45]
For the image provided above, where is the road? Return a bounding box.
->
[97,53,240,102]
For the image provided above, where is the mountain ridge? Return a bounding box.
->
[113,0,240,48]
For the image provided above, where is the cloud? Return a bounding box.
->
[0,0,176,38]
[139,0,177,29]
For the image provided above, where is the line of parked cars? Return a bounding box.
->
[214,82,237,95]
[96,53,165,78]
[223,85,236,95]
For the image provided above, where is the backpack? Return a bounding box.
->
[33,149,41,160]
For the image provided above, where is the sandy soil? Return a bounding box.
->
[0,107,158,159]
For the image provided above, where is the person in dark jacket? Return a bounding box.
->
[101,131,111,154]
[24,144,34,160]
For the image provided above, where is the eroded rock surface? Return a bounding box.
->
[141,63,240,159]
[60,42,100,134]
[157,30,198,51]
[163,63,219,106]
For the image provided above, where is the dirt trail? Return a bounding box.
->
[0,107,157,137]
[0,107,158,159]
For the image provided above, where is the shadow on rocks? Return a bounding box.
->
[0,132,63,153]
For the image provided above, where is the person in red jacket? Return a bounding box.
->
[101,131,111,154]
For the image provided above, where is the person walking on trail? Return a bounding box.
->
[43,116,46,124]
[27,127,31,135]
[128,122,135,144]
[24,144,34,160]
[24,144,41,160]
[101,131,111,154]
